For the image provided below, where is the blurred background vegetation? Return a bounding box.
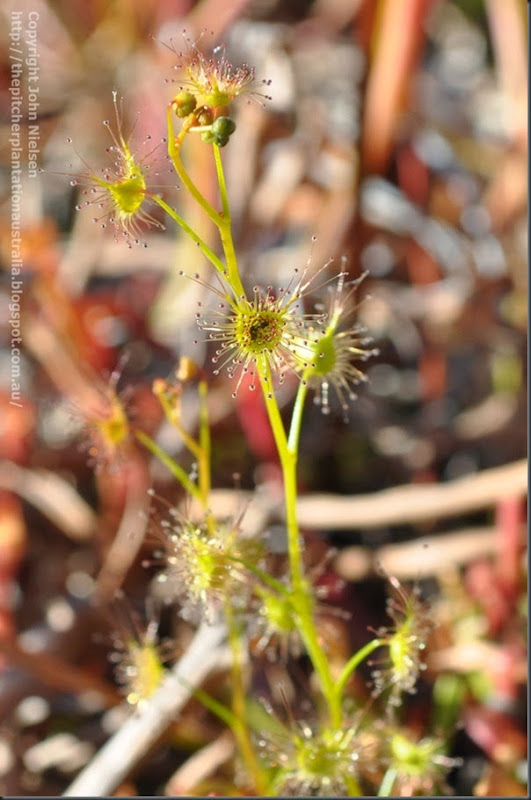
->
[0,0,527,795]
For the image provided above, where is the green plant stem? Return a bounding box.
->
[151,195,226,275]
[286,377,343,724]
[345,774,363,797]
[167,107,221,226]
[197,378,216,535]
[213,143,230,220]
[208,148,333,722]
[287,375,310,453]
[255,359,288,449]
[225,603,267,794]
[151,380,214,530]
[155,388,203,463]
[167,112,245,299]
[334,638,385,704]
[198,378,211,505]
[212,144,245,297]
[280,448,303,589]
[237,561,291,596]
[257,362,340,726]
[134,430,200,502]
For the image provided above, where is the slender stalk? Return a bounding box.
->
[213,143,230,220]
[286,377,343,722]
[294,587,341,725]
[256,360,288,452]
[151,194,226,274]
[197,378,211,505]
[209,138,338,725]
[212,144,245,297]
[196,378,216,535]
[173,419,202,462]
[219,222,244,297]
[167,107,221,225]
[287,376,310,454]
[155,388,202,462]
[345,774,363,797]
[280,448,303,588]
[283,373,312,585]
[150,379,215,531]
[236,561,291,596]
[256,362,340,726]
[334,638,385,704]
[166,111,245,298]
[225,603,268,794]
[135,431,201,502]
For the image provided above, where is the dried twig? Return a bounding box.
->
[93,459,152,601]
[204,459,527,530]
[333,524,525,581]
[164,731,235,796]
[295,459,527,529]
[62,621,227,797]
[0,460,96,541]
[0,635,120,707]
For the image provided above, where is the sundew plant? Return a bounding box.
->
[62,34,458,797]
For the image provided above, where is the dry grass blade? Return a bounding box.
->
[361,0,434,174]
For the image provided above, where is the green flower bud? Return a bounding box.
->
[200,129,216,144]
[174,91,197,118]
[212,116,236,138]
[196,107,214,127]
